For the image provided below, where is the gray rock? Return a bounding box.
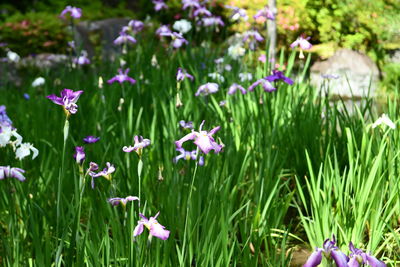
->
[74,18,131,61]
[388,49,400,64]
[310,49,380,99]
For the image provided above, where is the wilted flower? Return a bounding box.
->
[108,196,139,206]
[175,120,223,154]
[73,146,85,164]
[15,143,39,160]
[60,6,82,19]
[291,35,312,59]
[46,89,83,116]
[73,51,90,65]
[372,114,396,130]
[303,235,348,267]
[160,32,189,48]
[123,20,144,34]
[153,0,168,11]
[133,212,170,240]
[179,120,194,129]
[107,68,136,84]
[228,83,247,95]
[0,166,26,182]
[176,68,194,81]
[83,136,100,144]
[208,72,225,83]
[32,77,45,87]
[7,51,20,63]
[173,148,204,165]
[228,44,246,60]
[88,162,115,188]
[113,32,137,45]
[182,0,201,10]
[195,82,219,97]
[123,136,151,157]
[173,19,192,34]
[239,72,253,82]
[254,5,275,21]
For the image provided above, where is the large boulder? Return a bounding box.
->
[75,18,131,61]
[310,49,380,99]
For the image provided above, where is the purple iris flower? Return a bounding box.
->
[303,236,349,267]
[193,6,212,17]
[83,136,100,144]
[0,105,12,127]
[153,0,168,11]
[173,148,204,165]
[133,212,170,240]
[60,6,82,19]
[160,32,188,48]
[195,83,219,97]
[266,70,294,84]
[225,5,248,21]
[182,0,201,10]
[322,74,340,80]
[73,146,85,165]
[348,242,386,267]
[156,25,172,36]
[108,196,139,206]
[123,20,144,33]
[248,79,276,92]
[228,83,247,95]
[179,120,194,129]
[73,51,90,65]
[46,89,83,115]
[113,32,137,45]
[243,30,264,43]
[175,120,223,154]
[176,68,194,82]
[123,136,151,157]
[23,93,30,100]
[290,35,312,50]
[254,6,275,21]
[0,166,26,182]
[107,68,136,84]
[88,162,115,188]
[199,16,225,27]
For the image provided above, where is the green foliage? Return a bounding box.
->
[0,12,69,56]
[381,63,400,92]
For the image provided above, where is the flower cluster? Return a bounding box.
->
[304,236,386,267]
[0,105,38,161]
[174,120,223,165]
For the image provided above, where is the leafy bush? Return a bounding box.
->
[0,12,69,56]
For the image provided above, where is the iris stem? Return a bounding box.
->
[181,155,199,266]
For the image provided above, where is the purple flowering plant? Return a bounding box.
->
[108,196,139,207]
[108,68,136,84]
[248,70,294,92]
[83,136,100,144]
[60,6,82,19]
[123,136,151,157]
[46,89,83,116]
[175,120,223,155]
[0,166,26,182]
[133,212,170,240]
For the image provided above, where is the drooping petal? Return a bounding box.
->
[175,132,197,148]
[133,222,144,237]
[348,257,360,267]
[123,146,135,152]
[330,249,349,267]
[303,249,323,267]
[365,254,386,267]
[149,222,170,240]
